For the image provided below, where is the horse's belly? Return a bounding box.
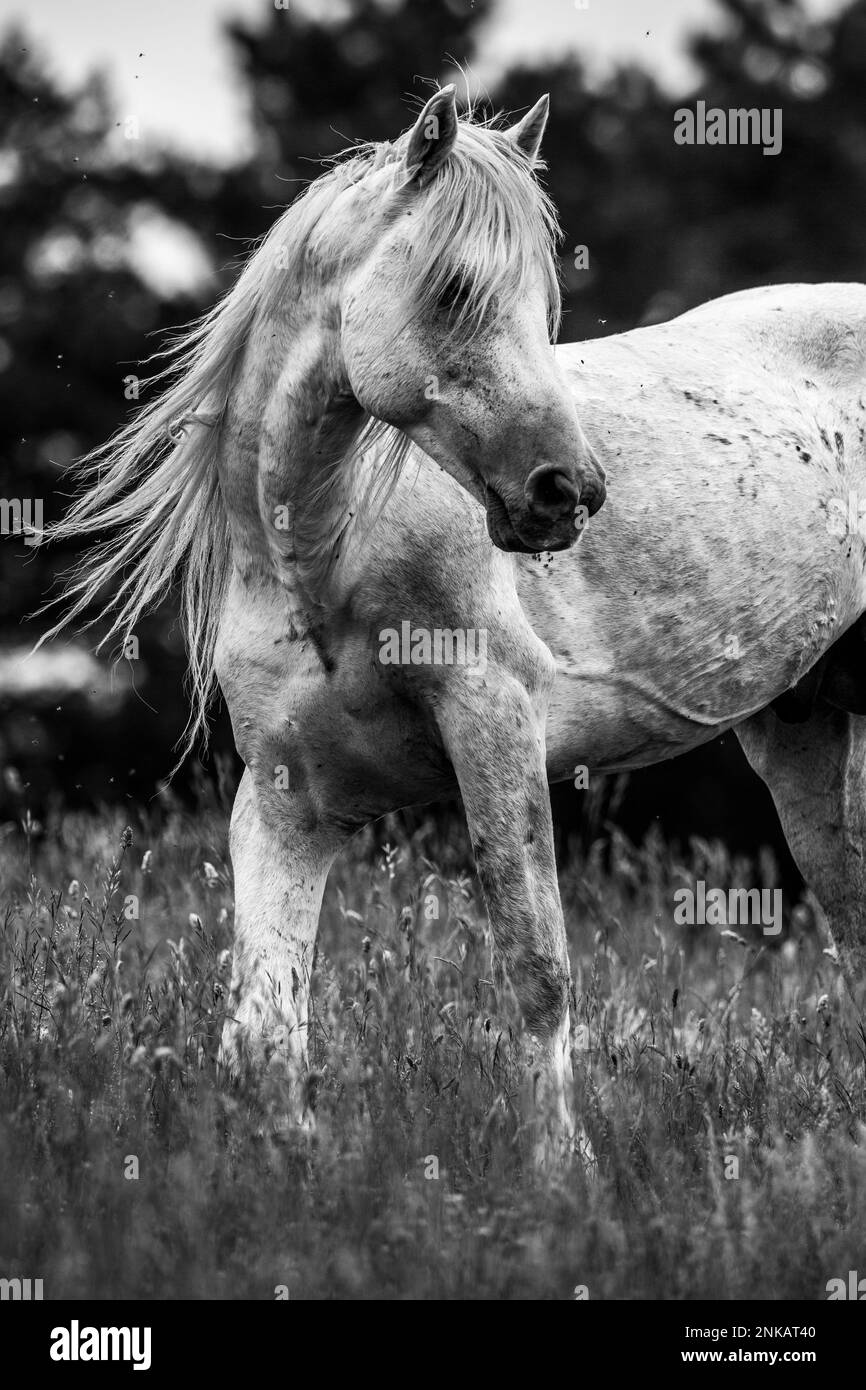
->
[542,666,725,777]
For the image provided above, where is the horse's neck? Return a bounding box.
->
[222,303,366,624]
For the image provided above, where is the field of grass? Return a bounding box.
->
[1,780,865,1301]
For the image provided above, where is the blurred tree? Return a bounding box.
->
[228,0,493,205]
[0,31,220,809]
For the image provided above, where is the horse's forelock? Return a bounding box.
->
[259,113,562,340]
[396,117,562,343]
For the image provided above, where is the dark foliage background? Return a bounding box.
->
[2,0,864,867]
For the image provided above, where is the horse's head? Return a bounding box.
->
[333,87,606,553]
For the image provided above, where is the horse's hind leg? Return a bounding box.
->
[735,705,866,1013]
[219,767,347,1124]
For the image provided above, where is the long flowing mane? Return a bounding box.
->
[39,103,562,762]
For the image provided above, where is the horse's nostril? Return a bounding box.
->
[526,466,580,516]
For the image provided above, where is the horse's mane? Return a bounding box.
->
[38,102,562,764]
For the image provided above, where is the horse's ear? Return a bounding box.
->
[404,85,459,186]
[506,94,550,165]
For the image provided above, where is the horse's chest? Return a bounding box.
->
[298,669,454,819]
[226,643,449,820]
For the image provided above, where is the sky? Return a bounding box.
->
[0,0,771,164]
[3,0,850,163]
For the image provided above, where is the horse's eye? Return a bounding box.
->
[437,272,469,313]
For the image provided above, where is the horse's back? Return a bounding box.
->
[675,282,866,389]
[560,282,866,393]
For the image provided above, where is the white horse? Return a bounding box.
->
[46,88,866,1163]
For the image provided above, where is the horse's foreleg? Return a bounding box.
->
[736,705,866,1015]
[436,673,579,1166]
[219,768,344,1123]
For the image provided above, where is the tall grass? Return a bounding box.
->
[1,789,864,1300]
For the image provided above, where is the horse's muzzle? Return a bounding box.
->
[485,457,607,553]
